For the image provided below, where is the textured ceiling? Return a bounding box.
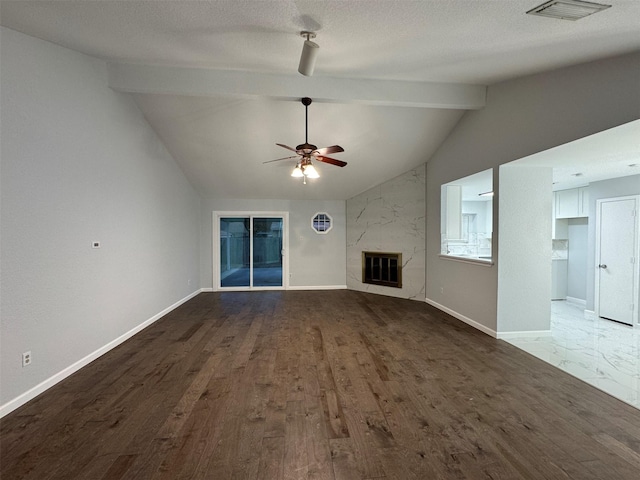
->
[516,120,640,190]
[2,0,639,83]
[2,0,639,199]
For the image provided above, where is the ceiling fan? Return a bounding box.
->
[264,97,346,182]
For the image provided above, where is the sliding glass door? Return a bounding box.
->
[217,213,286,290]
[219,217,251,287]
[252,217,283,287]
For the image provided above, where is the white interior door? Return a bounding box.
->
[595,196,639,326]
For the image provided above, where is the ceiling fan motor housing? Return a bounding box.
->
[296,142,318,154]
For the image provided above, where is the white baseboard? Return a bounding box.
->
[566,296,587,307]
[288,285,347,291]
[205,286,346,292]
[584,309,596,320]
[497,330,552,340]
[0,288,203,419]
[425,298,498,338]
[424,298,553,340]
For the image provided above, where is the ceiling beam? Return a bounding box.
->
[107,63,486,110]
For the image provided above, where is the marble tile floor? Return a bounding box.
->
[505,301,640,409]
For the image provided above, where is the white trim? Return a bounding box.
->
[288,285,347,291]
[200,285,347,292]
[425,297,498,338]
[311,212,333,234]
[424,297,552,339]
[584,309,596,320]
[210,286,288,292]
[566,296,587,308]
[496,330,553,340]
[0,289,202,419]
[438,254,494,266]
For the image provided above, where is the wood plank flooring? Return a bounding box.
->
[2,290,640,479]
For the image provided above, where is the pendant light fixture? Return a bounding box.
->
[298,31,319,76]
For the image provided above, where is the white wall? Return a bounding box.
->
[426,51,640,334]
[586,174,640,311]
[0,28,201,413]
[200,198,346,289]
[567,218,588,301]
[346,165,425,300]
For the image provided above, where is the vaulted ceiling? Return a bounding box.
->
[2,0,639,199]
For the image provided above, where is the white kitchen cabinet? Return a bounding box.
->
[555,187,589,219]
[578,187,589,217]
[552,194,568,238]
[555,188,579,218]
[444,185,462,240]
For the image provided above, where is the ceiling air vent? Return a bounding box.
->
[527,0,611,20]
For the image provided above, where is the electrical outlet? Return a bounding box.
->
[22,351,32,367]
[440,287,444,294]
[188,279,192,286]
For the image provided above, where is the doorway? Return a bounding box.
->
[215,212,288,290]
[595,195,640,326]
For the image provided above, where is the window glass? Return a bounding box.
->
[312,212,332,234]
[441,169,493,261]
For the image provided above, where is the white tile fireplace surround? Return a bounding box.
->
[506,301,639,409]
[346,165,426,301]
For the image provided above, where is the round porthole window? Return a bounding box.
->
[311,212,332,234]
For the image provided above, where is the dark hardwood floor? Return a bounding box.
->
[2,290,640,479]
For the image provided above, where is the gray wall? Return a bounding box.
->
[0,28,201,408]
[567,218,588,301]
[586,174,640,311]
[346,165,425,300]
[200,198,346,288]
[497,165,552,334]
[426,52,640,334]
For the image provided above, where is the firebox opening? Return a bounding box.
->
[362,252,402,288]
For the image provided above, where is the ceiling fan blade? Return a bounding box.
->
[313,145,344,156]
[317,156,347,167]
[263,155,299,164]
[276,143,298,153]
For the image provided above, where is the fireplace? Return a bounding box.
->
[362,252,402,288]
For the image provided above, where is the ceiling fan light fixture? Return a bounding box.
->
[304,163,319,178]
[298,31,319,76]
[291,164,304,177]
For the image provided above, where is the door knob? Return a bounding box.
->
[598,264,607,269]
